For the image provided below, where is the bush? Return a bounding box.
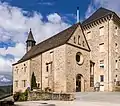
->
[13,89,28,101]
[13,92,21,101]
[31,72,37,90]
[19,89,28,101]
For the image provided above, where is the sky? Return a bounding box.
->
[1,0,120,73]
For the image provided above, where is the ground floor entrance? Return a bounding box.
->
[76,74,82,92]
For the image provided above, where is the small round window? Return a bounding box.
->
[76,52,84,65]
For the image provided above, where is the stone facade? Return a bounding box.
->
[13,60,31,93]
[13,8,120,93]
[13,24,91,93]
[83,17,120,91]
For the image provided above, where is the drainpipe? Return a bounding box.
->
[108,18,110,91]
[41,54,42,91]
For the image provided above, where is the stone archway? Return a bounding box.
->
[76,74,83,92]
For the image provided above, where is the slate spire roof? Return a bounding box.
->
[82,7,115,25]
[26,28,36,43]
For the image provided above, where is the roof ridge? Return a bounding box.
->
[15,22,80,64]
[28,22,79,49]
[82,7,115,25]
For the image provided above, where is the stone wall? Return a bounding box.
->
[110,20,120,91]
[66,25,91,92]
[66,44,91,92]
[30,55,42,89]
[41,45,66,92]
[13,60,31,93]
[83,19,120,91]
[28,91,74,101]
[84,20,110,91]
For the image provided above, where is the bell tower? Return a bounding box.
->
[26,28,36,52]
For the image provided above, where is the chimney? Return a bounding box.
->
[77,7,80,23]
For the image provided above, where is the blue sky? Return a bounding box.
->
[1,0,120,72]
[3,0,90,23]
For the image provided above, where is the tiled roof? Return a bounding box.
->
[15,23,79,64]
[82,7,114,25]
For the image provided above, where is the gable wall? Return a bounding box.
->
[66,26,91,92]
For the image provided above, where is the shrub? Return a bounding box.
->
[13,92,21,101]
[13,89,28,101]
[31,72,37,90]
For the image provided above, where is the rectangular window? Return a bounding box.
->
[90,62,94,87]
[100,75,104,82]
[24,66,27,72]
[50,51,53,62]
[90,75,94,87]
[115,43,118,52]
[46,65,49,72]
[22,80,26,87]
[87,31,91,40]
[115,26,118,36]
[99,26,104,36]
[100,60,104,69]
[116,60,118,69]
[15,80,18,88]
[99,43,104,52]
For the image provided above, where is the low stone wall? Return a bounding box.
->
[113,86,120,92]
[28,91,75,101]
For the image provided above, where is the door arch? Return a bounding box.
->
[76,74,83,92]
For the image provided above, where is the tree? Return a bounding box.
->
[31,72,37,90]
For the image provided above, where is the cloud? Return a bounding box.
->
[85,0,120,18]
[38,2,54,6]
[0,43,26,58]
[0,2,70,72]
[0,56,13,72]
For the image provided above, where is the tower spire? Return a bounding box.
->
[26,28,36,52]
